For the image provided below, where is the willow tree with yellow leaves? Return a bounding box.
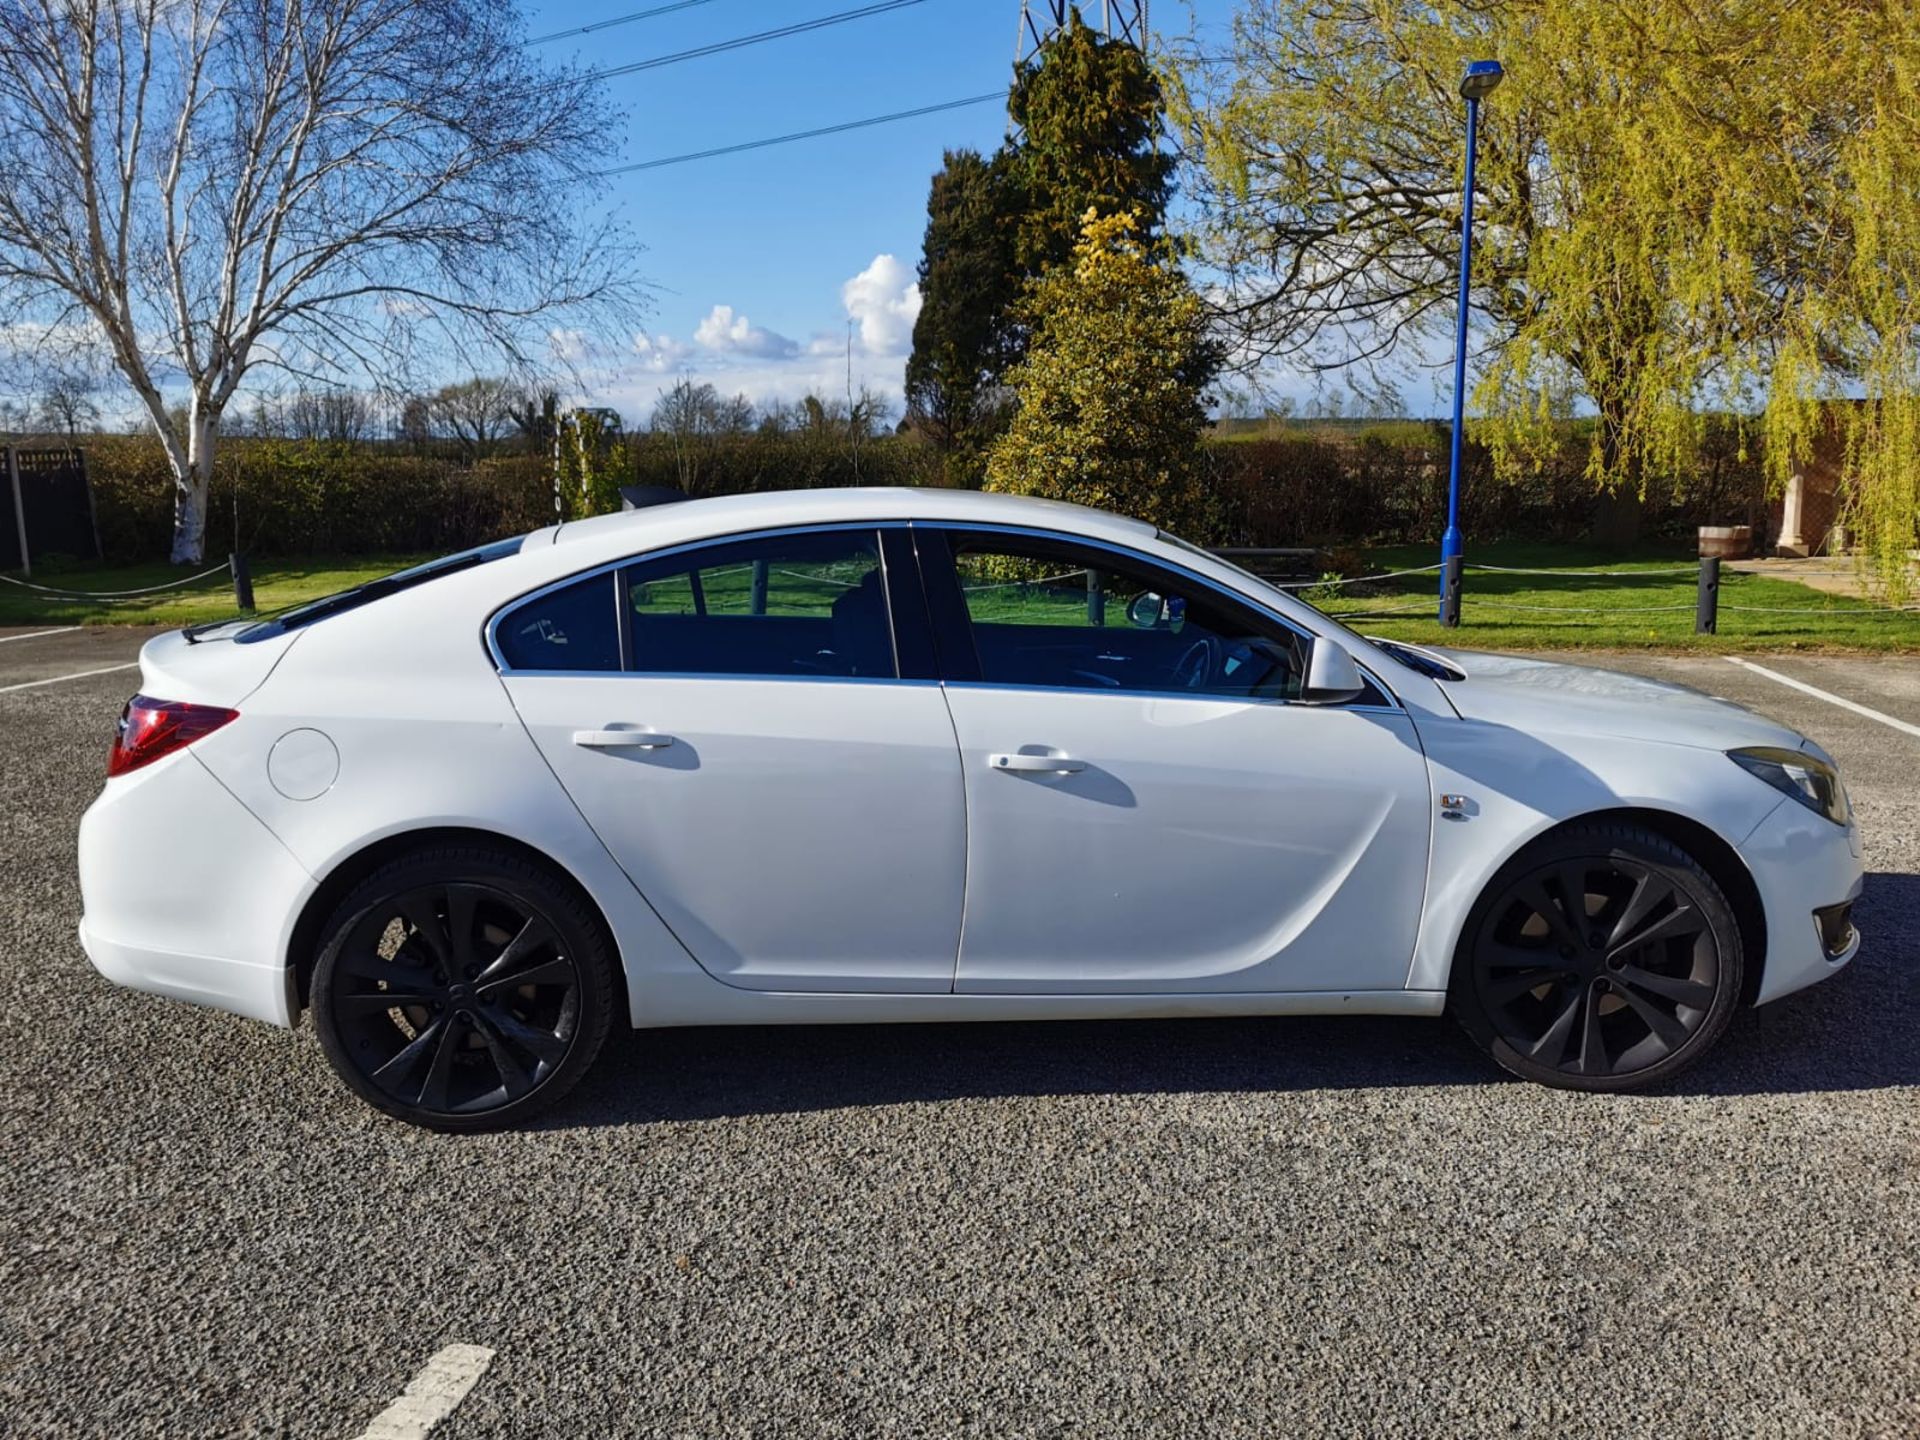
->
[985,211,1221,537]
[1174,0,1920,594]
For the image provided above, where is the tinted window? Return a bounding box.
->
[945,533,1307,700]
[625,530,894,678]
[495,572,621,672]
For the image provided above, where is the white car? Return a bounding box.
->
[78,489,1863,1129]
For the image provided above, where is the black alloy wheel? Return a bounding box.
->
[1452,824,1743,1091]
[313,846,615,1130]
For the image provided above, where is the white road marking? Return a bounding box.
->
[0,661,139,694]
[355,1344,496,1440]
[1725,656,1920,739]
[0,626,80,644]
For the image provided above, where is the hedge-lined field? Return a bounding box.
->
[37,416,1774,568]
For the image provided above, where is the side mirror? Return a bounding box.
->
[1127,591,1166,629]
[1303,637,1366,703]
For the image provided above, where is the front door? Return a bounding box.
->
[497,525,966,993]
[919,527,1433,995]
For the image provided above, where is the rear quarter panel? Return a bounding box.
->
[186,565,706,1024]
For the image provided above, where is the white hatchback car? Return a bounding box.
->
[79,489,1862,1128]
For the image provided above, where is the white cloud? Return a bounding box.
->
[578,256,929,420]
[693,304,798,359]
[840,253,920,356]
[631,330,691,373]
[595,351,906,426]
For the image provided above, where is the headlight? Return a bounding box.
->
[1728,746,1850,826]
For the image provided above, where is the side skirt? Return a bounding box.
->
[626,982,1448,1030]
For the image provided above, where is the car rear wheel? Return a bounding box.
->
[312,845,616,1131]
[1451,823,1743,1091]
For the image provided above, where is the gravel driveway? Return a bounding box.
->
[1,630,1914,1437]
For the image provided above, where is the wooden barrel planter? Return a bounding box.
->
[1697,524,1752,560]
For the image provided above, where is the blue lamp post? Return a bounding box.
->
[1439,58,1503,627]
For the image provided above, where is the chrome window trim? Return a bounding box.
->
[497,671,945,689]
[912,519,1405,713]
[939,679,1407,716]
[486,520,906,678]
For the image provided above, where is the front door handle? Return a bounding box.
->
[573,728,675,750]
[988,752,1086,774]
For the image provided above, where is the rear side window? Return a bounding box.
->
[494,572,621,672]
[625,530,894,678]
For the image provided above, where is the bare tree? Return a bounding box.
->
[429,376,517,462]
[509,385,560,450]
[287,386,376,442]
[0,0,644,561]
[38,367,100,435]
[395,393,433,452]
[649,378,752,495]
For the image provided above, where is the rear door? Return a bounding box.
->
[497,525,967,993]
[919,525,1433,996]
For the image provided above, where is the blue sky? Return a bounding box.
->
[522,0,1257,424]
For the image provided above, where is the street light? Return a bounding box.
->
[1439,58,1503,627]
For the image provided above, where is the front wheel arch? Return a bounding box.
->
[1526,808,1768,1009]
[287,827,626,1021]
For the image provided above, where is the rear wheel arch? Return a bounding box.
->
[288,827,627,1019]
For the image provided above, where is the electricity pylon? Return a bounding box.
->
[1015,1,1148,65]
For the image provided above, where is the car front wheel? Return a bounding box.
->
[1451,823,1744,1091]
[312,844,616,1130]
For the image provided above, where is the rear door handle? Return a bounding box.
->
[988,752,1086,774]
[573,728,674,750]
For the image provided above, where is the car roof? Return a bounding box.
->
[532,486,1159,562]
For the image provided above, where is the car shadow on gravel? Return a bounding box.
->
[549,871,1920,1127]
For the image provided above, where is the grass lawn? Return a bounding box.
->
[6,539,1918,653]
[1311,541,1920,654]
[0,556,427,627]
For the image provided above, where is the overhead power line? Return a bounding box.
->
[591,0,933,80]
[598,92,1003,175]
[525,0,726,47]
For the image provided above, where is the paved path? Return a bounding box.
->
[1728,554,1917,603]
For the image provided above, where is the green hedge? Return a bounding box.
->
[87,437,559,562]
[80,418,1769,563]
[1207,417,1769,548]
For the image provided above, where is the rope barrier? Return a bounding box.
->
[1268,564,1444,589]
[1463,600,1702,614]
[0,560,232,600]
[1719,602,1920,615]
[1464,563,1703,577]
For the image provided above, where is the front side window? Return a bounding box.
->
[943,532,1307,700]
[625,530,894,678]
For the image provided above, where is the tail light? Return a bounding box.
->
[108,694,238,777]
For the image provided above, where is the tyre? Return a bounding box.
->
[1450,823,1743,1092]
[312,844,617,1131]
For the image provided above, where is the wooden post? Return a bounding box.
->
[749,559,769,616]
[1086,567,1105,625]
[1696,556,1719,635]
[230,552,255,613]
[6,444,27,577]
[75,447,102,561]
